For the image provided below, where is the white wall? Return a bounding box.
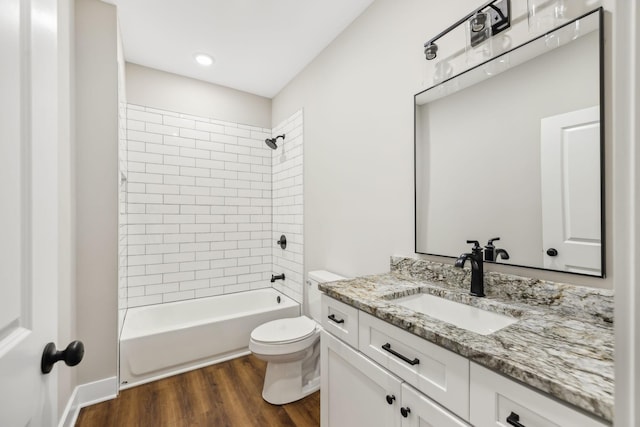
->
[126,63,272,129]
[272,0,613,289]
[271,111,305,303]
[74,0,118,384]
[124,105,273,306]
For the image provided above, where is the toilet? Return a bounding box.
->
[249,270,346,405]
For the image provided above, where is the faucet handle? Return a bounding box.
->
[466,240,481,250]
[487,237,500,245]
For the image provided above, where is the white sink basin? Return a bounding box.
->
[393,293,518,335]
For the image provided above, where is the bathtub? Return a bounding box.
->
[119,288,300,388]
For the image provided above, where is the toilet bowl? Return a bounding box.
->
[249,270,346,405]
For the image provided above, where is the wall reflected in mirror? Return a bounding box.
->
[415,9,603,276]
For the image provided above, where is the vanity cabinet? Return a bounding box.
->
[321,294,609,427]
[470,363,607,427]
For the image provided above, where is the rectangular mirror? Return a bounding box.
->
[415,9,604,276]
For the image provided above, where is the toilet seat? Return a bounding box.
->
[251,316,317,344]
[249,316,320,356]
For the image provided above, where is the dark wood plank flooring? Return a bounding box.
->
[76,355,320,427]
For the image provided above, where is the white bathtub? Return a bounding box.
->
[119,288,300,388]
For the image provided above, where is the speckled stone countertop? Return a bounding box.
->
[319,257,614,423]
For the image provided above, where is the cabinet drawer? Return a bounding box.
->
[470,363,608,427]
[401,383,470,427]
[358,311,470,420]
[321,294,359,348]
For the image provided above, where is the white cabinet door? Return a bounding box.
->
[321,331,403,427]
[0,0,61,425]
[400,383,470,427]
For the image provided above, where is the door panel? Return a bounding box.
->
[540,106,601,275]
[0,0,60,425]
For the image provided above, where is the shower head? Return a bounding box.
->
[265,134,285,150]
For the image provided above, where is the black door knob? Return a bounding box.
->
[400,407,411,417]
[41,340,84,374]
[546,248,558,257]
[385,394,396,405]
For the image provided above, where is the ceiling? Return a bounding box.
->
[104,0,375,98]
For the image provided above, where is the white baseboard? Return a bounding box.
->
[58,376,118,427]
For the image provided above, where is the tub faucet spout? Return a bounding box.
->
[271,273,285,283]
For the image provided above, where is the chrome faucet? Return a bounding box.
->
[455,240,485,297]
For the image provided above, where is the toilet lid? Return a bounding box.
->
[251,316,317,344]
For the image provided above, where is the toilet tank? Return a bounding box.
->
[307,270,346,322]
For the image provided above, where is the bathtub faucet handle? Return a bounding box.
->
[271,273,285,283]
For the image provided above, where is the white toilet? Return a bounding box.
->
[249,270,345,405]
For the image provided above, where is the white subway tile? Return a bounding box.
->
[225,126,250,137]
[146,224,180,234]
[210,133,237,144]
[196,232,225,242]
[211,276,237,287]
[128,151,163,164]
[163,290,195,303]
[164,252,195,263]
[147,184,180,195]
[196,196,224,205]
[163,233,196,244]
[195,158,225,170]
[195,251,225,261]
[196,215,224,224]
[196,177,225,188]
[180,205,209,214]
[180,223,210,233]
[128,254,163,266]
[128,130,163,144]
[163,214,195,224]
[179,242,210,252]
[146,263,179,275]
[127,214,163,224]
[180,166,210,177]
[196,140,225,152]
[127,119,145,131]
[146,142,179,156]
[195,268,224,280]
[164,116,195,129]
[179,261,209,272]
[146,282,179,295]
[180,280,209,291]
[147,164,180,175]
[128,294,162,308]
[164,135,195,148]
[146,123,179,136]
[195,121,225,133]
[224,266,250,276]
[224,249,250,258]
[180,186,209,196]
[163,271,194,283]
[146,243,180,254]
[180,128,209,140]
[164,194,195,205]
[128,109,163,124]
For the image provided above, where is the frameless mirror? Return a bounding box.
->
[415,9,603,276]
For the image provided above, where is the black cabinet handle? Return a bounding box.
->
[507,411,525,427]
[382,343,420,366]
[327,314,345,324]
[400,407,411,417]
[385,394,395,405]
[546,248,558,257]
[41,340,84,374]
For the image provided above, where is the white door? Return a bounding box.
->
[0,0,60,425]
[321,331,402,427]
[540,106,601,275]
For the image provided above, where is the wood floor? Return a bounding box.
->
[76,355,320,427]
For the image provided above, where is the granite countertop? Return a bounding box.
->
[318,257,614,423]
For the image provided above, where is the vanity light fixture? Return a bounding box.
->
[424,43,438,60]
[194,53,214,66]
[424,0,511,60]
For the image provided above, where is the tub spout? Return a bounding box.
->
[271,273,285,283]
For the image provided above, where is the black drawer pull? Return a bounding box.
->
[400,407,411,417]
[507,412,525,427]
[327,314,345,324]
[385,394,395,405]
[382,343,420,366]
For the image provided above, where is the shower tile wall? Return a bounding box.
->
[271,111,304,303]
[125,104,273,308]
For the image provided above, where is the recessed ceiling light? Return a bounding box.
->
[194,53,214,66]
